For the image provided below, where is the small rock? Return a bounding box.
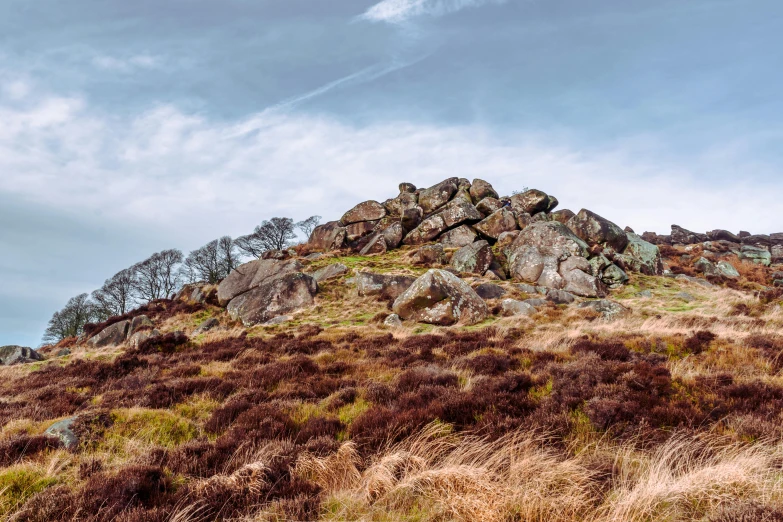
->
[475,197,502,216]
[194,318,219,334]
[474,283,507,300]
[305,252,324,260]
[56,348,71,357]
[601,264,629,288]
[694,257,718,277]
[523,298,548,308]
[675,274,714,288]
[546,289,575,304]
[578,300,630,319]
[516,283,538,294]
[128,329,160,349]
[637,290,653,298]
[675,292,696,302]
[312,263,349,282]
[384,314,403,327]
[129,315,154,335]
[501,299,536,317]
[45,417,79,450]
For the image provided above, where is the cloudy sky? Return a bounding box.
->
[1,0,781,346]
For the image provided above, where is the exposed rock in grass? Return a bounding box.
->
[393,269,488,325]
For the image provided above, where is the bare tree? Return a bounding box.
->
[132,249,184,302]
[42,293,101,343]
[234,217,297,258]
[92,267,137,317]
[296,215,322,239]
[183,236,239,284]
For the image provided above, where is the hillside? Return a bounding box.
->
[2,178,783,522]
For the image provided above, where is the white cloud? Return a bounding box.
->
[92,53,162,72]
[361,0,506,23]
[0,84,781,253]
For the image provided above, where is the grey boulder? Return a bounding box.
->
[0,345,44,365]
[469,178,499,201]
[88,320,130,348]
[450,240,494,275]
[393,269,489,326]
[227,272,317,326]
[341,200,387,225]
[501,299,536,317]
[474,208,518,240]
[439,225,478,248]
[418,178,459,214]
[509,189,551,215]
[473,283,507,300]
[217,258,303,306]
[312,263,349,282]
[356,272,417,300]
[308,221,347,251]
[566,209,629,252]
[578,300,630,319]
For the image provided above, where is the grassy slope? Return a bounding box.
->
[1,246,783,521]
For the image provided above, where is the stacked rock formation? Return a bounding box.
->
[643,227,783,268]
[307,178,663,298]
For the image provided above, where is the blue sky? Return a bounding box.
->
[1,0,781,346]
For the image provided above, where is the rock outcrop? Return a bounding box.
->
[218,258,303,306]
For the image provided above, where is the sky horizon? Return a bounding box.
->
[1,0,782,347]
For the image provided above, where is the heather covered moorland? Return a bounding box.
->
[2,179,783,522]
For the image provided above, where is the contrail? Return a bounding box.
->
[360,0,505,24]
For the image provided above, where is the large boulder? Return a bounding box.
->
[345,220,379,242]
[434,199,483,228]
[671,225,708,245]
[716,261,740,279]
[509,221,589,261]
[739,245,772,266]
[401,206,424,232]
[418,178,459,214]
[88,320,131,348]
[550,209,575,225]
[359,234,388,255]
[474,209,517,240]
[450,240,494,275]
[217,258,303,306]
[128,329,161,349]
[341,201,386,225]
[0,345,44,365]
[439,225,478,248]
[312,263,349,282]
[509,190,551,215]
[308,221,347,251]
[475,197,502,216]
[558,256,607,297]
[356,272,417,300]
[507,245,545,283]
[707,229,740,243]
[566,209,628,252]
[469,179,499,201]
[392,269,489,326]
[379,221,404,249]
[403,215,448,245]
[129,315,153,336]
[415,244,447,265]
[771,245,783,264]
[615,233,664,276]
[383,192,418,218]
[227,272,317,326]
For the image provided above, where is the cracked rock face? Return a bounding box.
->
[217,258,303,306]
[450,240,494,275]
[393,269,489,326]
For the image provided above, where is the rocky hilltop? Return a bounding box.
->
[2,177,783,522]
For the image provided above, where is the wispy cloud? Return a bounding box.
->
[92,54,162,72]
[361,0,506,23]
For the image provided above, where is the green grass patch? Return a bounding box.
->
[100,408,199,452]
[0,466,57,517]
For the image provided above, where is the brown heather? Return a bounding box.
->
[2,244,783,521]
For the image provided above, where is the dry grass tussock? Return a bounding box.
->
[292,424,783,522]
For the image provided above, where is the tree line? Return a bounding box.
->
[42,216,320,344]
